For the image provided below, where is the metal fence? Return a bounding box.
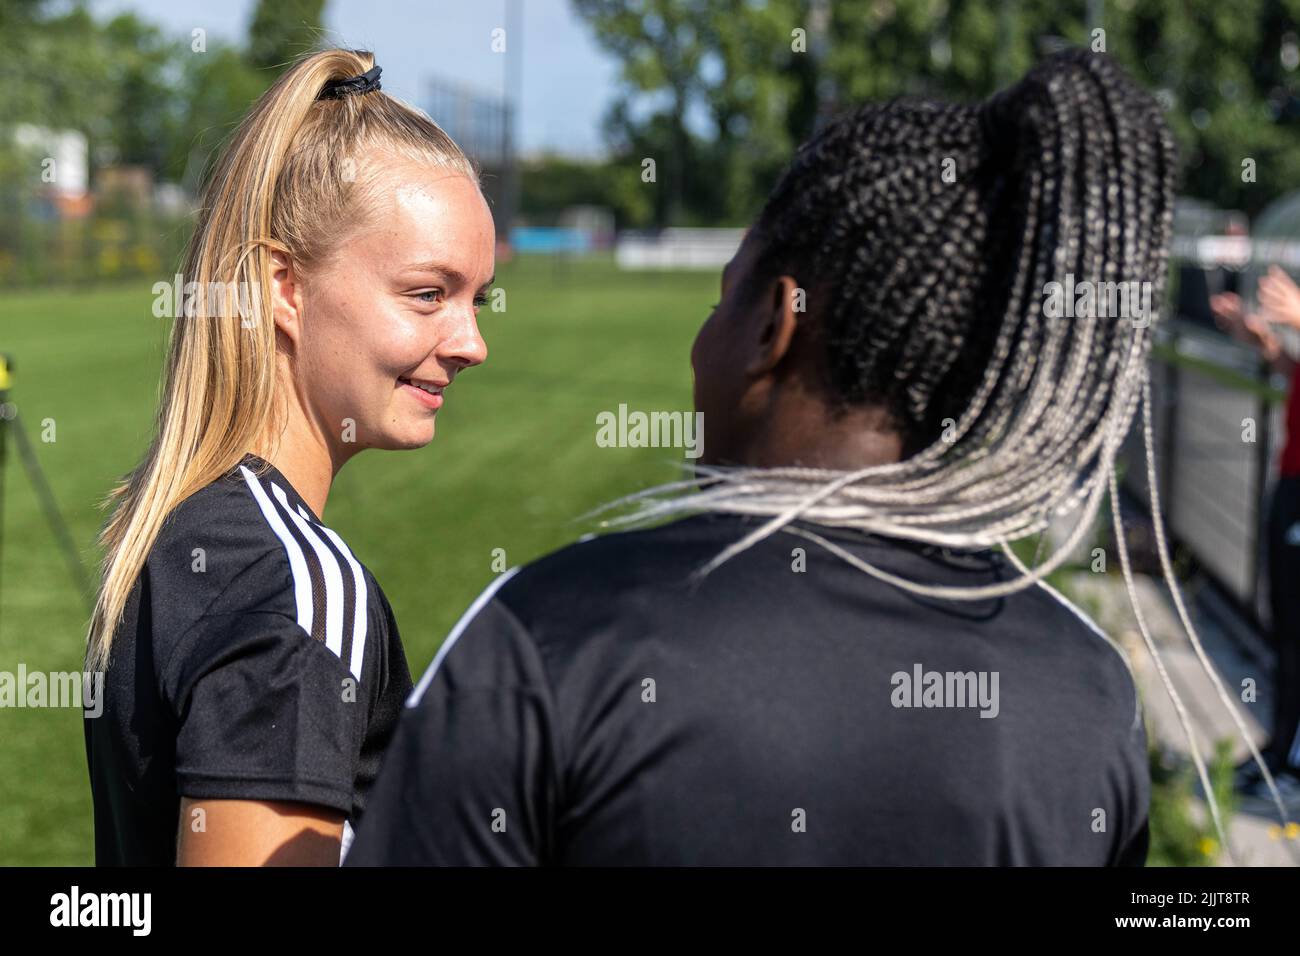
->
[423,76,516,235]
[1124,322,1285,622]
[1121,206,1295,626]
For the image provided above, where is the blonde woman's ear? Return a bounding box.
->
[268,249,305,346]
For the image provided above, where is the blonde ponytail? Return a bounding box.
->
[87,49,476,670]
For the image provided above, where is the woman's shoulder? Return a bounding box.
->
[145,458,392,669]
[154,466,290,564]
[144,464,309,631]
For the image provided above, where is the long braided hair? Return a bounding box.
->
[599,49,1297,857]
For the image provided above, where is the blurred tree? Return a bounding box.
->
[573,0,1300,223]
[0,0,272,187]
[166,44,267,190]
[100,14,186,171]
[247,0,327,74]
[167,0,326,184]
[519,154,654,228]
[2,2,120,143]
[1104,0,1300,218]
[0,0,331,285]
[574,0,804,227]
[818,0,1054,102]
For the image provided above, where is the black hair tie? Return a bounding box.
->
[318,64,382,100]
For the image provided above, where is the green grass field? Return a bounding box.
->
[0,255,715,864]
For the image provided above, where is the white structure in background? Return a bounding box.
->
[153,182,191,217]
[616,228,744,270]
[559,205,616,249]
[13,123,88,199]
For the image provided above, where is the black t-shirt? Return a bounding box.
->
[347,513,1149,866]
[85,456,412,866]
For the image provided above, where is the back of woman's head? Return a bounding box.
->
[749,48,1175,457]
[88,49,478,670]
[615,49,1176,581]
[612,51,1287,854]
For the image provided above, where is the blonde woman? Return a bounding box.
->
[84,50,495,866]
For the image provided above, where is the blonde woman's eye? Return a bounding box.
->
[416,290,442,303]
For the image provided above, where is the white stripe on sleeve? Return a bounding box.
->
[240,466,314,638]
[271,483,345,661]
[304,506,370,681]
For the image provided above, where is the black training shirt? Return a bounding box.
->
[347,512,1148,866]
[85,456,412,866]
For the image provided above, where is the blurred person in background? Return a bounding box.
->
[1213,265,1300,799]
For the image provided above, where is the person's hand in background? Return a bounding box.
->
[1258,265,1300,331]
[1210,289,1245,326]
[1210,289,1291,372]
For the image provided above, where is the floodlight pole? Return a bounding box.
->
[503,0,523,239]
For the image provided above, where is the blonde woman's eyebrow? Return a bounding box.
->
[400,264,494,293]
[399,261,463,279]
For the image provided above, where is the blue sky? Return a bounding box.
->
[89,0,623,157]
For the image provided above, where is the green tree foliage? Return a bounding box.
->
[573,0,1300,224]
[2,2,177,164]
[246,0,327,74]
[575,0,807,226]
[166,45,267,190]
[0,0,319,284]
[0,0,329,190]
[520,154,655,228]
[1103,0,1300,218]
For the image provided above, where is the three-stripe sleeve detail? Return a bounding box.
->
[270,483,345,660]
[239,466,315,639]
[239,465,370,680]
[306,506,370,681]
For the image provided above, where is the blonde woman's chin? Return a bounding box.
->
[379,417,439,451]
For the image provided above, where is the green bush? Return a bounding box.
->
[1147,738,1236,866]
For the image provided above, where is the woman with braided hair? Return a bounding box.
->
[349,49,1282,865]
